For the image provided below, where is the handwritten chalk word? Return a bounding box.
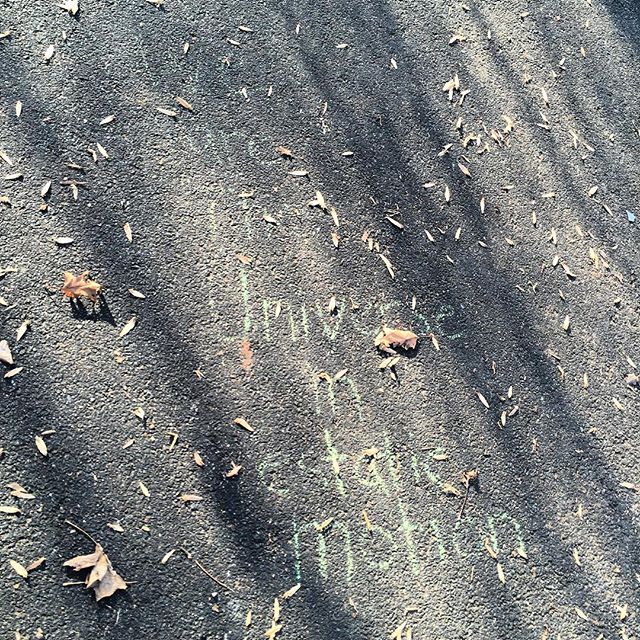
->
[236,268,465,344]
[291,509,527,584]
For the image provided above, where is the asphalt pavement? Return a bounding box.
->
[1,0,640,638]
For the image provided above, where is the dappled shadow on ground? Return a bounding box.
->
[1,0,639,637]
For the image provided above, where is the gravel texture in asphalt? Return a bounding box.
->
[1,0,640,638]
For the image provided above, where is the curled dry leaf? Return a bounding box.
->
[375,327,418,355]
[62,272,102,302]
[233,417,254,432]
[63,543,127,601]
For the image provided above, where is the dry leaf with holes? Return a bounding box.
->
[62,272,102,303]
[63,544,127,601]
[375,327,418,355]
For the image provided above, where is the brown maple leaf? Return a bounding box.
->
[63,544,127,601]
[61,271,102,302]
[374,327,418,355]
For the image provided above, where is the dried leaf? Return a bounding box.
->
[380,254,395,279]
[233,417,254,432]
[128,288,146,299]
[476,391,490,408]
[282,583,301,599]
[0,506,21,514]
[375,327,418,354]
[26,556,45,571]
[9,559,28,578]
[138,480,150,497]
[458,162,471,177]
[63,543,127,601]
[226,461,242,478]
[175,96,194,112]
[57,0,79,15]
[107,522,124,533]
[156,107,177,117]
[62,272,102,302]
[496,563,506,584]
[96,143,108,159]
[119,317,137,338]
[0,340,14,365]
[180,494,203,502]
[4,367,23,379]
[35,436,48,457]
[160,549,175,564]
[483,538,498,560]
[193,451,204,467]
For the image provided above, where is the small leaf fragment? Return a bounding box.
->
[119,317,137,338]
[35,435,48,457]
[476,391,490,408]
[10,559,28,578]
[175,96,194,112]
[233,417,254,432]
